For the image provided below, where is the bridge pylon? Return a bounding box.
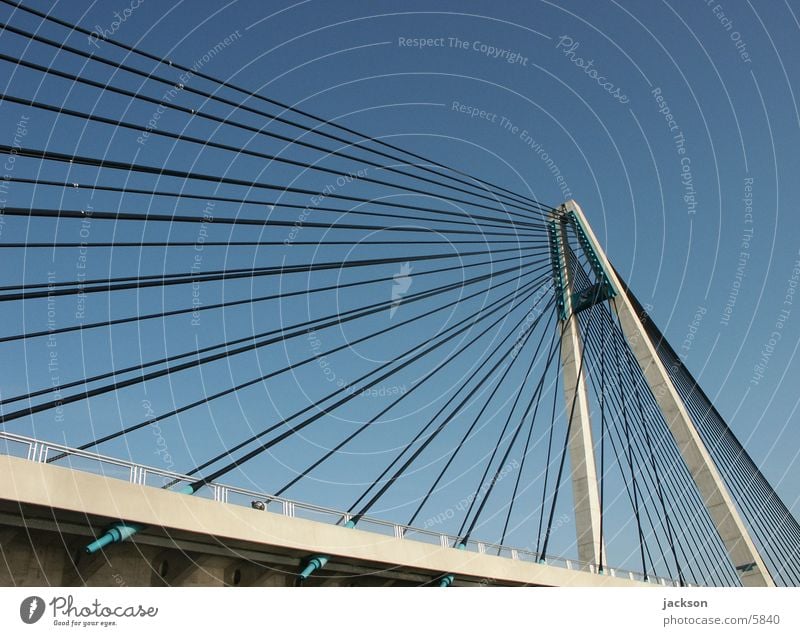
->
[549,199,774,587]
[548,205,606,570]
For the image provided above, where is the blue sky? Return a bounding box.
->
[1,0,798,575]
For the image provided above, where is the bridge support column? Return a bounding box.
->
[549,211,605,570]
[563,199,774,587]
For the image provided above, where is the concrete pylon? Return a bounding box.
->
[549,210,605,570]
[563,199,774,587]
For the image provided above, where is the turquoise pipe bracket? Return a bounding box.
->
[437,574,455,587]
[295,518,357,584]
[436,542,466,587]
[83,483,195,554]
[84,522,142,554]
[296,555,329,584]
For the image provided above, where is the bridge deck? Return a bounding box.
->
[0,452,661,587]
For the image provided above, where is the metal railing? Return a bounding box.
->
[0,430,677,586]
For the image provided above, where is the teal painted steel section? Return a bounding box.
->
[548,209,617,320]
[570,283,612,315]
[566,209,618,302]
[547,217,569,320]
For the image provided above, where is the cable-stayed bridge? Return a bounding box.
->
[0,1,798,587]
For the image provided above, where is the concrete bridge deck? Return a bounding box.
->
[0,436,668,587]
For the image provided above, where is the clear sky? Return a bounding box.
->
[0,0,798,577]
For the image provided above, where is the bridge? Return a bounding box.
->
[0,432,658,587]
[0,1,799,588]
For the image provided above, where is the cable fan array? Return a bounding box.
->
[0,0,797,586]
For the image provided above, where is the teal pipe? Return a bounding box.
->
[84,484,194,553]
[295,519,357,584]
[437,542,466,587]
[438,573,455,587]
[297,555,329,583]
[84,522,142,554]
